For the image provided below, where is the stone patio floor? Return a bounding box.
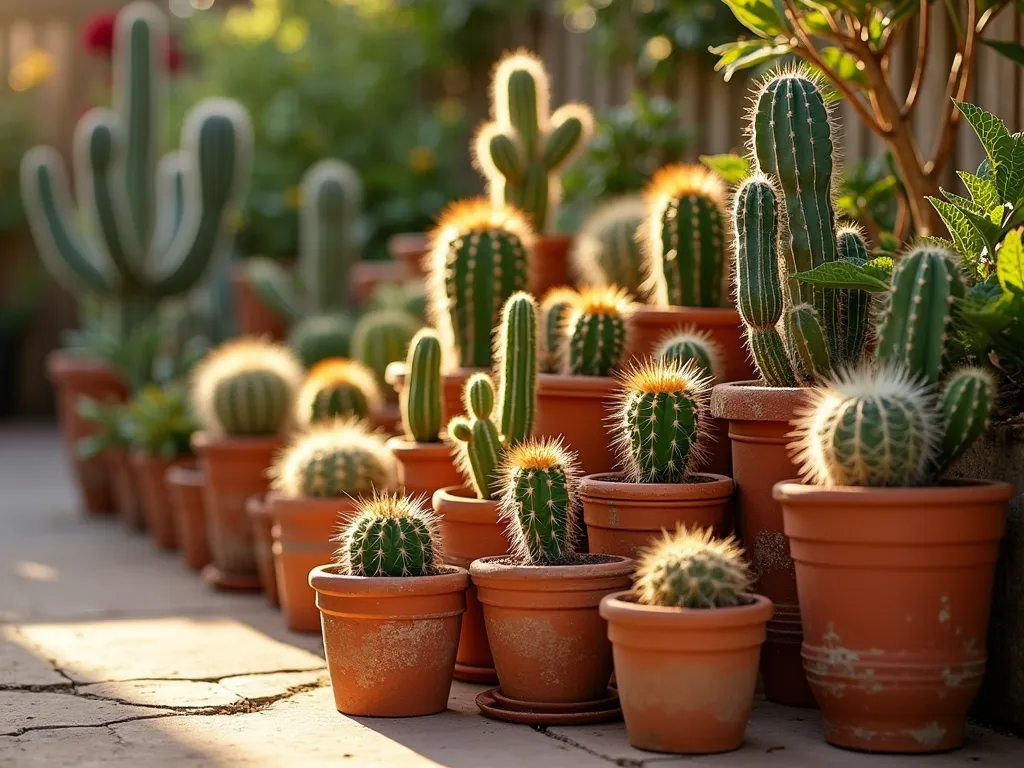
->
[2,423,1023,767]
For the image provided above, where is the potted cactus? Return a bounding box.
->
[580,358,733,559]
[473,50,592,297]
[470,438,632,715]
[774,243,1013,753]
[267,421,397,632]
[570,195,647,298]
[351,307,422,431]
[166,464,210,572]
[309,493,469,717]
[240,159,361,350]
[190,338,303,590]
[600,527,773,754]
[293,358,382,427]
[387,329,461,497]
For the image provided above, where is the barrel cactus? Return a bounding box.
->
[294,358,382,428]
[351,309,422,401]
[448,373,503,500]
[559,285,633,377]
[287,314,354,369]
[427,198,531,369]
[191,338,304,437]
[473,50,593,232]
[498,438,580,565]
[654,327,722,382]
[337,492,441,578]
[571,196,646,296]
[401,329,444,443]
[635,526,751,609]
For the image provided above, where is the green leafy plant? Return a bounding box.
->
[75,398,131,460]
[122,384,197,458]
[635,526,751,609]
[336,492,441,577]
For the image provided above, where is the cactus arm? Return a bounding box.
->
[935,368,994,474]
[496,293,538,446]
[543,105,590,171]
[503,66,543,157]
[836,226,871,365]
[151,151,187,261]
[449,416,501,501]
[785,304,831,382]
[484,127,523,184]
[299,159,361,313]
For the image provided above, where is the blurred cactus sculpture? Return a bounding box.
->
[428,198,531,369]
[401,329,444,443]
[338,492,441,577]
[635,526,751,609]
[473,50,593,232]
[449,373,503,500]
[643,164,729,308]
[351,308,422,402]
[294,358,382,428]
[559,285,633,377]
[571,196,646,296]
[654,327,722,382]
[271,420,396,498]
[498,438,580,565]
[495,292,538,445]
[612,358,712,484]
[21,2,252,335]
[191,338,303,437]
[539,287,578,373]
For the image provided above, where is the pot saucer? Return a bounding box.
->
[454,663,498,685]
[476,688,622,725]
[202,564,261,592]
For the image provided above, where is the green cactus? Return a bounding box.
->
[644,164,729,308]
[287,314,354,369]
[351,309,422,402]
[473,50,593,232]
[191,338,303,437]
[571,196,646,296]
[785,304,831,381]
[428,198,531,369]
[635,526,751,609]
[20,2,251,336]
[448,374,503,500]
[654,327,722,382]
[936,368,995,474]
[539,287,578,373]
[495,292,538,446]
[401,329,444,443]
[294,358,382,427]
[560,285,632,377]
[612,358,712,484]
[271,420,396,498]
[338,492,441,577]
[836,225,872,365]
[498,438,580,565]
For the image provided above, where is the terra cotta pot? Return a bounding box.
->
[231,263,289,341]
[388,231,430,278]
[534,374,618,476]
[166,465,211,571]
[246,495,280,608]
[132,452,193,550]
[106,448,143,531]
[531,234,573,298]
[387,437,461,499]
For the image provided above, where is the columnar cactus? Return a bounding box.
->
[498,438,580,565]
[294,358,382,427]
[571,196,646,296]
[837,225,872,364]
[351,309,422,401]
[643,164,729,308]
[448,374,503,500]
[495,292,538,445]
[271,420,397,498]
[654,327,722,382]
[191,338,304,437]
[473,50,593,232]
[635,526,751,609]
[539,287,579,373]
[20,2,252,335]
[401,329,444,443]
[560,285,633,377]
[338,492,441,577]
[428,198,531,369]
[612,358,712,484]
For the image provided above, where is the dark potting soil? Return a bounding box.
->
[491,553,621,568]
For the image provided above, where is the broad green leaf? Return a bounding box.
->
[982,40,1024,66]
[721,0,788,37]
[941,190,1004,254]
[700,153,751,185]
[929,197,985,262]
[793,260,891,291]
[711,39,791,82]
[958,171,999,210]
[820,47,868,87]
[862,175,898,203]
[76,435,109,461]
[864,256,895,281]
[998,228,1024,292]
[956,101,1024,203]
[940,188,987,217]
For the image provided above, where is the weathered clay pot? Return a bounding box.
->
[601,591,773,754]
[192,432,284,591]
[166,465,210,571]
[432,486,512,683]
[531,234,573,298]
[710,381,814,708]
[46,351,128,515]
[268,493,359,633]
[470,554,633,704]
[534,374,618,476]
[387,363,475,424]
[246,496,280,608]
[310,563,469,716]
[387,438,462,499]
[231,263,288,340]
[775,480,1012,753]
[388,231,430,278]
[106,448,143,531]
[132,452,193,550]
[580,473,733,559]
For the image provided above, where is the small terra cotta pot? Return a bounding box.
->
[246,495,280,608]
[580,473,733,559]
[470,554,633,704]
[601,591,773,754]
[534,374,618,476]
[387,231,429,278]
[131,452,193,550]
[106,448,144,531]
[268,493,360,633]
[775,479,1013,753]
[310,563,469,717]
[531,234,573,297]
[231,263,288,340]
[166,465,210,571]
[710,381,814,708]
[387,437,462,499]
[432,486,512,683]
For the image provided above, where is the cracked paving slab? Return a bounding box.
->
[0,690,173,736]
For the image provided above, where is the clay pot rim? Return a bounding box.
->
[536,233,572,247]
[191,431,285,453]
[386,436,453,456]
[265,491,360,514]
[130,449,193,464]
[579,472,733,503]
[773,478,1014,507]
[308,563,469,598]
[165,465,203,487]
[709,380,808,422]
[469,554,633,585]
[600,590,774,628]
[389,365,482,388]
[631,305,742,328]
[537,373,618,397]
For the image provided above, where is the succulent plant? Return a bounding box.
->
[571,195,646,296]
[351,309,422,401]
[336,492,441,577]
[498,438,580,565]
[495,292,538,445]
[473,50,593,232]
[612,358,712,484]
[448,373,503,500]
[635,526,751,609]
[20,2,252,336]
[654,327,722,383]
[271,420,396,499]
[191,338,303,437]
[294,358,382,428]
[287,314,354,369]
[539,287,579,373]
[427,198,532,369]
[559,285,633,377]
[401,329,444,443]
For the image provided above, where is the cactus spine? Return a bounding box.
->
[339,492,441,577]
[495,292,538,446]
[271,421,396,498]
[449,373,503,500]
[401,329,444,443]
[539,287,578,373]
[654,327,722,382]
[571,196,646,296]
[560,285,633,377]
[294,358,382,427]
[21,2,252,335]
[351,309,422,402]
[635,526,751,609]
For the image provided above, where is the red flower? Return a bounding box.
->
[165,37,185,75]
[82,12,116,57]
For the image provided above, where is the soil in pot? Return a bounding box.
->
[601,591,773,754]
[776,480,1012,753]
[534,374,618,476]
[231,263,288,340]
[310,563,469,717]
[246,496,279,608]
[106,448,144,531]
[132,452,193,550]
[166,465,210,571]
[387,438,462,499]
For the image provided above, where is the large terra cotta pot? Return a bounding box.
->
[246,495,280,608]
[628,306,754,382]
[166,465,210,571]
[534,374,618,476]
[106,448,143,530]
[310,563,468,717]
[710,381,814,707]
[132,452,193,550]
[231,263,288,340]
[531,234,573,298]
[387,438,462,499]
[775,479,1012,753]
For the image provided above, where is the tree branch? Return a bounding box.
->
[901,0,930,117]
[926,0,979,177]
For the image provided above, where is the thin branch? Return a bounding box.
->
[926,0,979,176]
[901,0,930,117]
